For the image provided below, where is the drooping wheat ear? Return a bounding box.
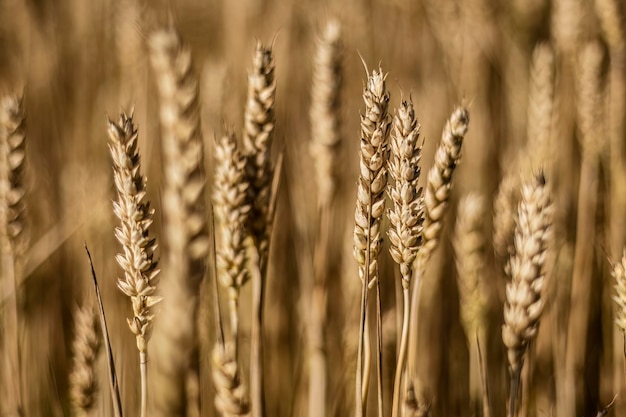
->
[552,0,584,55]
[243,41,276,259]
[416,106,470,274]
[211,343,251,417]
[526,43,556,173]
[502,172,552,416]
[387,98,424,417]
[595,0,625,52]
[353,67,391,417]
[310,18,343,208]
[148,27,209,417]
[0,94,26,417]
[109,112,161,352]
[454,194,488,341]
[70,304,102,417]
[493,173,518,259]
[108,112,160,417]
[213,132,251,348]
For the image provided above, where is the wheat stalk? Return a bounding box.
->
[353,66,391,417]
[148,27,209,417]
[108,112,161,417]
[502,172,552,417]
[70,304,102,417]
[387,98,423,417]
[0,94,26,417]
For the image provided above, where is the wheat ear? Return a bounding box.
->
[108,112,160,417]
[211,343,251,417]
[387,98,424,417]
[213,132,251,355]
[243,41,276,261]
[416,106,470,274]
[0,94,26,417]
[353,66,391,417]
[70,304,102,417]
[241,40,277,417]
[453,194,490,417]
[148,27,209,417]
[502,173,552,417]
[493,174,518,260]
[308,19,343,417]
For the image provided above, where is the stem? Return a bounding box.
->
[140,351,147,417]
[250,246,266,417]
[376,279,384,417]
[476,333,491,417]
[509,366,521,417]
[356,273,368,417]
[392,285,411,417]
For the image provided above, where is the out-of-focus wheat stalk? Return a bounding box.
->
[453,194,490,417]
[108,112,161,417]
[0,94,26,417]
[70,304,101,417]
[353,66,390,417]
[502,173,552,417]
[564,40,605,417]
[148,27,210,417]
[387,99,423,417]
[242,40,277,417]
[308,18,343,417]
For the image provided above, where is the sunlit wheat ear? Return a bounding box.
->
[148,26,209,417]
[108,112,161,354]
[70,304,102,417]
[502,172,552,413]
[416,106,470,274]
[387,99,424,284]
[353,67,391,287]
[211,343,251,417]
[454,194,488,340]
[310,19,343,208]
[243,41,276,258]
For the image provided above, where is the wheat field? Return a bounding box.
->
[0,1,624,417]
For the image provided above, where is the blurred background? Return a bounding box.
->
[0,0,623,416]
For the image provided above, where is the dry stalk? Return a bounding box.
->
[108,112,160,417]
[453,194,490,417]
[148,27,210,417]
[0,94,26,417]
[242,40,276,417]
[387,99,424,417]
[308,18,343,417]
[353,66,391,417]
[70,304,102,417]
[502,173,552,417]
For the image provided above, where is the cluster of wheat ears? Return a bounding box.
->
[3,1,626,417]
